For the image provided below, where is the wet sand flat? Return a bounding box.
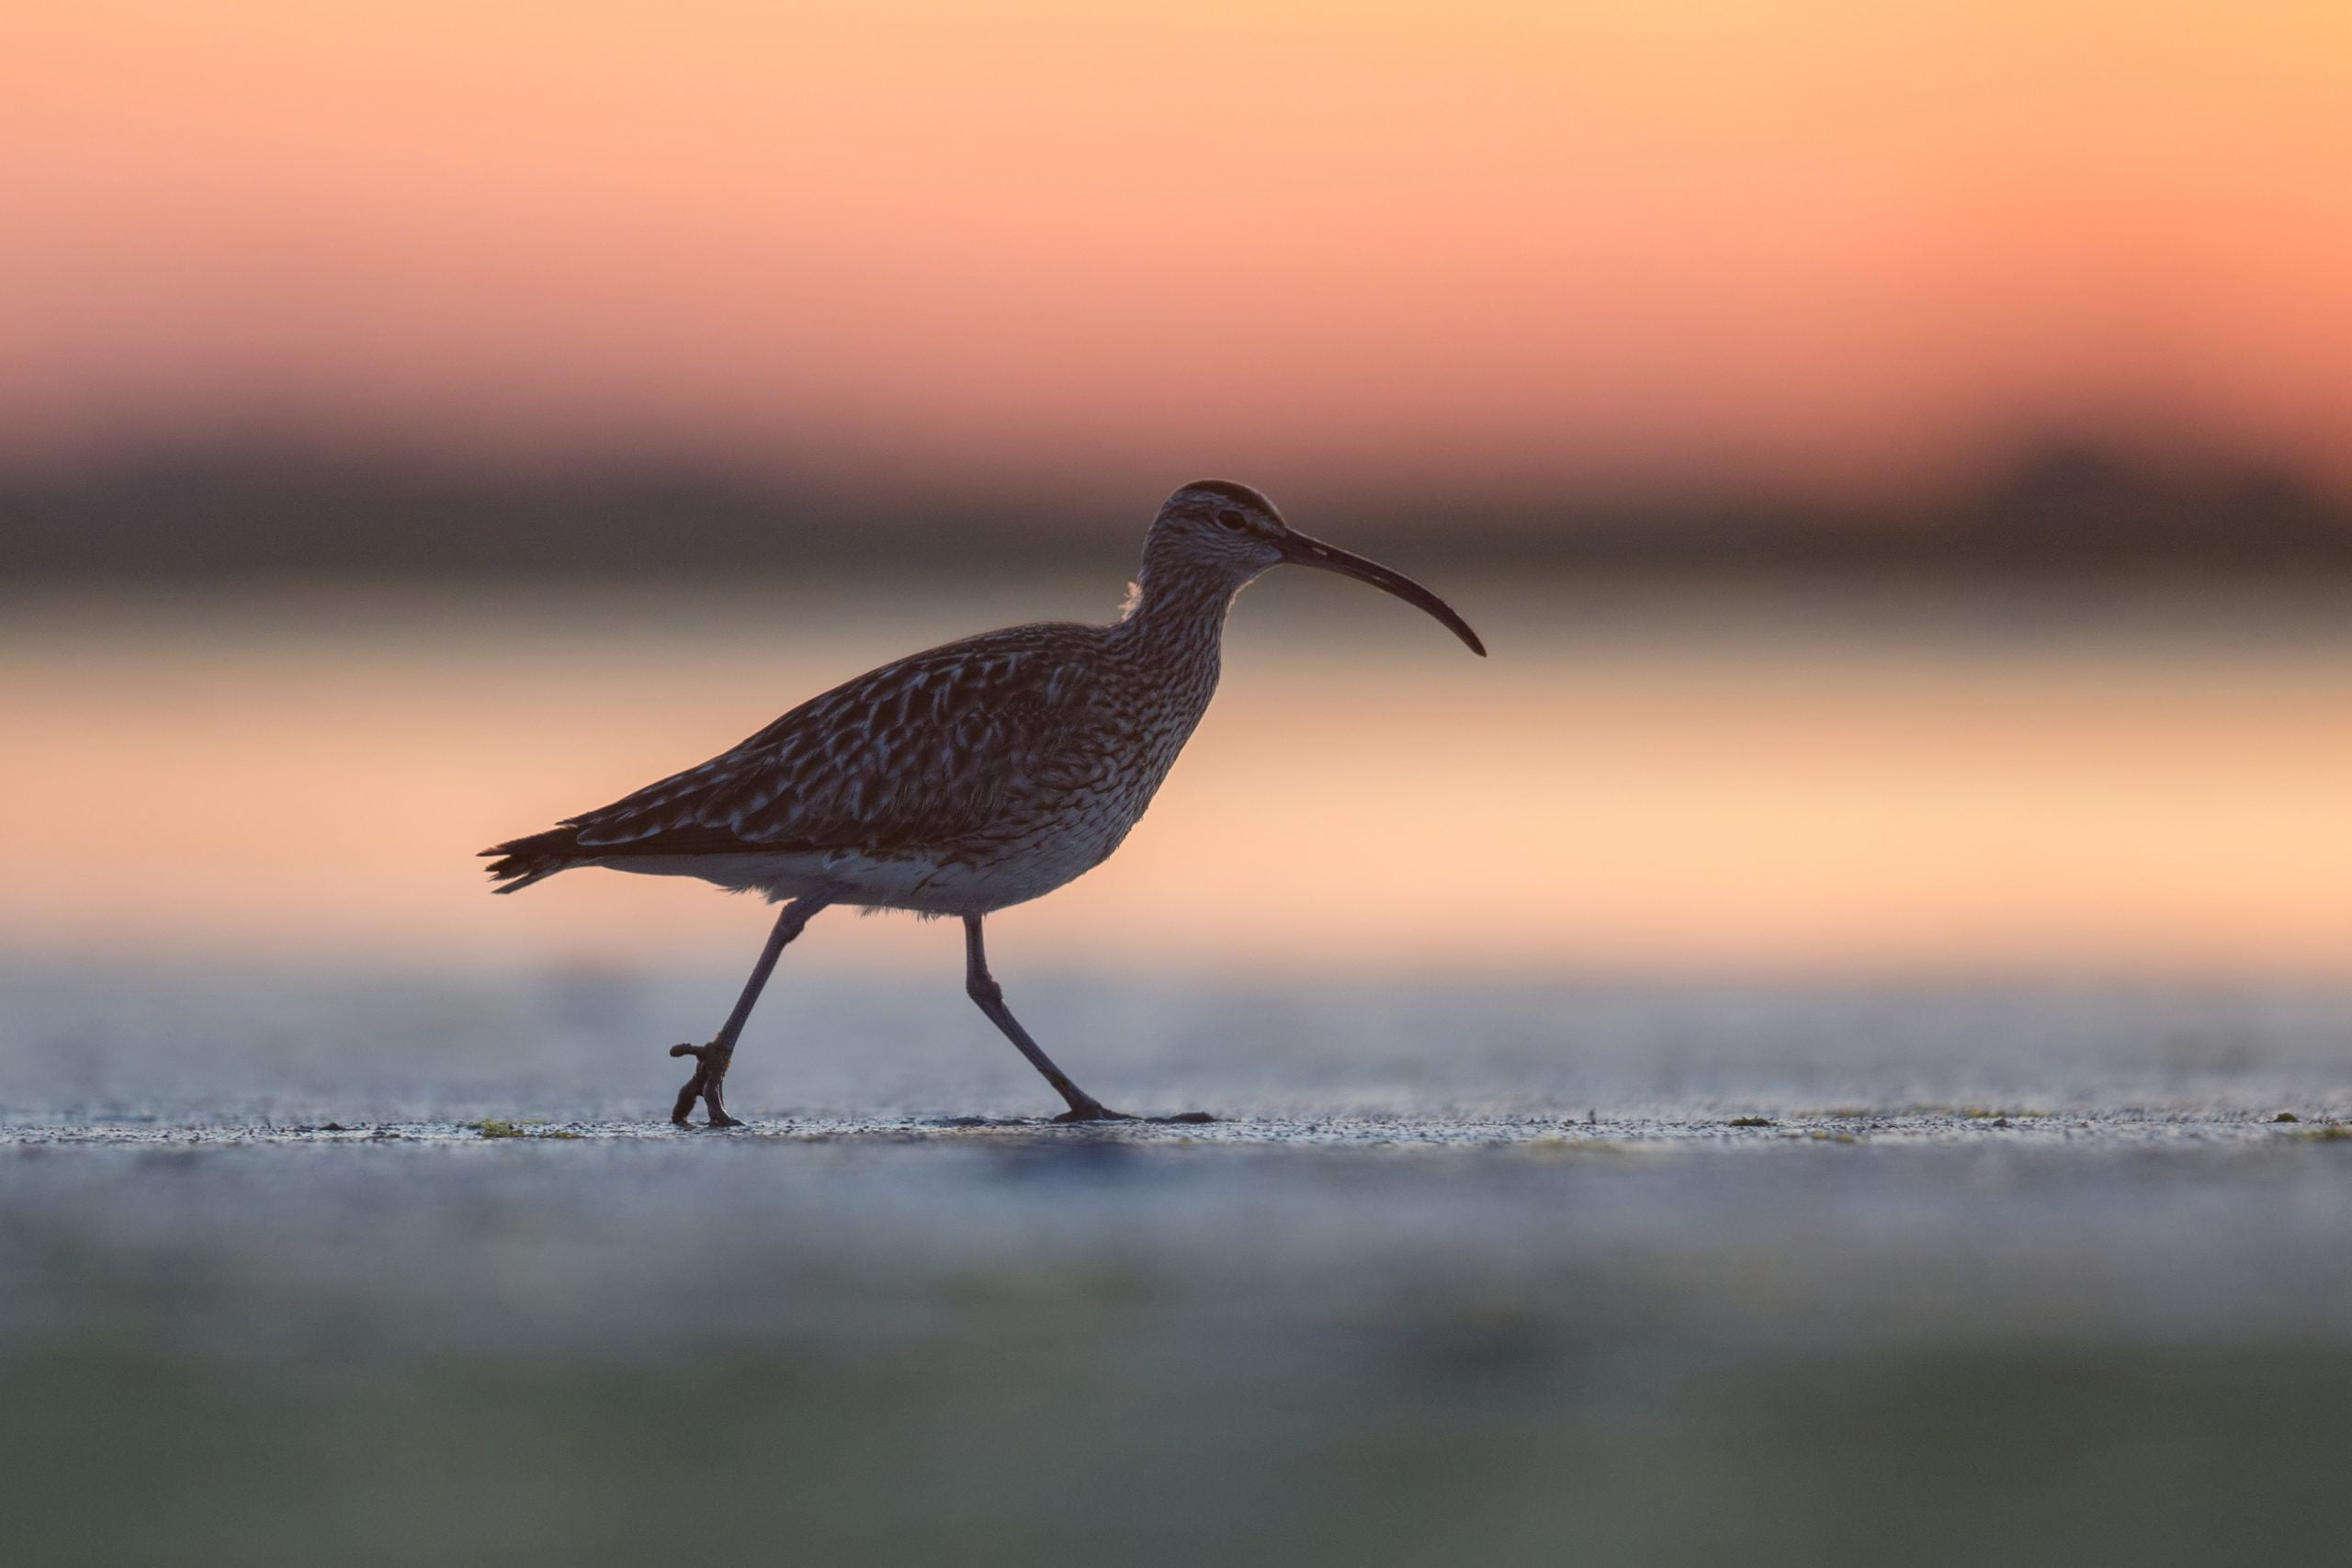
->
[5,966,2350,1565]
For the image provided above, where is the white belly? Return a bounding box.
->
[595,824,1127,918]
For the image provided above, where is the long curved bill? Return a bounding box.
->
[1277,532,1487,656]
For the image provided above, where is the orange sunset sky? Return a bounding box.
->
[6,2,2350,505]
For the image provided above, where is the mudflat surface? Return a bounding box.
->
[5,964,2351,1565]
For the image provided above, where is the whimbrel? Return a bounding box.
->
[483,481,1484,1126]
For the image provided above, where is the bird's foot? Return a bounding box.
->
[1050,1100,1136,1123]
[1047,1101,1219,1125]
[668,1042,745,1129]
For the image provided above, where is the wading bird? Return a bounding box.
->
[483,481,1484,1126]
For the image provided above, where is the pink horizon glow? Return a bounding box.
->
[6,3,2350,503]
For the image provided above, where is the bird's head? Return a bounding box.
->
[1141,479,1486,655]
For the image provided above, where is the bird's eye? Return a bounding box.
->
[1214,509,1249,531]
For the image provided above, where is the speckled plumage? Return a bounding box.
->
[486,532,1244,917]
[482,479,1483,1124]
[487,608,1224,917]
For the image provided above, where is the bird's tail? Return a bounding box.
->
[480,826,584,894]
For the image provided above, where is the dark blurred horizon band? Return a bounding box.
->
[7,438,2352,580]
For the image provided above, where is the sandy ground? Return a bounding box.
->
[5,964,2350,1565]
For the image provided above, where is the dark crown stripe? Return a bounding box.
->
[1174,479,1276,513]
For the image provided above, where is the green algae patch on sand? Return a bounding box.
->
[468,1120,583,1141]
[1514,1135,1640,1159]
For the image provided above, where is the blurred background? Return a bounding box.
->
[5,6,2352,1562]
[5,0,2349,980]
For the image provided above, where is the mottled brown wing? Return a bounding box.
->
[562,627,1099,858]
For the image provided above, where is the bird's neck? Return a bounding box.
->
[1112,563,1245,657]
[1110,564,1241,644]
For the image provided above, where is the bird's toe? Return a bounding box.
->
[1051,1103,1136,1123]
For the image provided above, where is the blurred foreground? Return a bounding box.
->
[4,965,2350,1564]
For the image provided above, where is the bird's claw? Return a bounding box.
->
[668,1041,743,1129]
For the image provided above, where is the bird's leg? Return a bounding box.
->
[962,917,1132,1122]
[670,897,828,1129]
